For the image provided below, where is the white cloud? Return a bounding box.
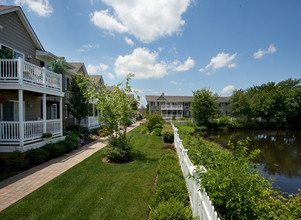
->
[77,44,99,52]
[108,72,115,79]
[221,85,235,96]
[114,47,194,79]
[87,63,108,74]
[14,0,53,17]
[173,57,195,72]
[90,0,192,43]
[170,81,180,85]
[254,44,277,59]
[178,88,183,91]
[124,37,134,46]
[114,48,168,79]
[199,52,238,75]
[90,9,127,34]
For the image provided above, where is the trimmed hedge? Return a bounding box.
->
[57,140,76,152]
[25,148,49,165]
[42,143,65,159]
[149,150,192,219]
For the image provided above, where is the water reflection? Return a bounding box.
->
[202,129,301,194]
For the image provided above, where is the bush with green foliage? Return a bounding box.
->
[150,197,192,220]
[105,135,132,162]
[65,131,80,147]
[57,140,76,152]
[177,125,301,219]
[161,123,174,143]
[149,150,192,219]
[25,148,49,165]
[140,126,149,134]
[147,114,163,132]
[151,128,162,136]
[3,151,28,171]
[42,143,65,159]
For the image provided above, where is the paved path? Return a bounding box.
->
[0,120,143,212]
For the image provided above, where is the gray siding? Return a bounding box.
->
[0,12,40,66]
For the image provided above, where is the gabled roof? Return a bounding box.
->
[145,95,193,102]
[69,62,87,74]
[145,93,231,103]
[0,5,44,51]
[89,75,104,85]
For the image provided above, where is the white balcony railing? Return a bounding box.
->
[0,120,62,145]
[0,58,62,92]
[75,116,100,129]
[161,105,183,110]
[162,114,183,119]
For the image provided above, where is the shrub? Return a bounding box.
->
[150,198,192,220]
[3,151,28,171]
[147,114,163,132]
[154,123,163,129]
[65,131,80,147]
[42,143,65,159]
[151,128,162,136]
[105,135,132,162]
[161,123,174,143]
[140,126,149,134]
[25,148,49,165]
[57,140,75,152]
[80,127,91,138]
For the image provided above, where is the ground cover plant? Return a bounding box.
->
[0,126,163,220]
[176,124,301,219]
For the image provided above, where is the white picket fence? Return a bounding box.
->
[171,123,220,220]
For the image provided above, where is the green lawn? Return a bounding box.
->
[0,126,163,220]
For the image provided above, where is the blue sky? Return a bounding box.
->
[4,0,301,106]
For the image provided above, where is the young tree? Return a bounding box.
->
[191,89,218,125]
[68,73,90,130]
[94,74,139,161]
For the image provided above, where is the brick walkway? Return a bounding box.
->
[0,120,143,212]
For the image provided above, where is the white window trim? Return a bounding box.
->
[0,43,25,60]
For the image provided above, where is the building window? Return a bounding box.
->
[184,102,190,107]
[65,77,70,90]
[1,44,24,59]
[151,102,158,106]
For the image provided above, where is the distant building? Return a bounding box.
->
[145,93,230,119]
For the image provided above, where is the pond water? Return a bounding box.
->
[201,129,301,194]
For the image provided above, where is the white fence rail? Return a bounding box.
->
[171,123,220,220]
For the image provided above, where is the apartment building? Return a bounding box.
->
[145,93,230,119]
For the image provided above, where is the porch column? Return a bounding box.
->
[93,105,95,117]
[18,90,24,147]
[59,96,63,136]
[43,94,46,133]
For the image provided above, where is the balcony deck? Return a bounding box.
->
[161,105,183,110]
[0,120,63,152]
[0,58,63,95]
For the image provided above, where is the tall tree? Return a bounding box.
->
[191,89,218,125]
[68,73,90,129]
[229,89,251,117]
